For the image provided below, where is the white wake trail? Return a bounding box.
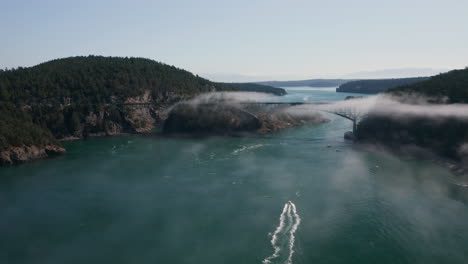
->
[287,202,301,264]
[263,203,290,264]
[262,202,301,264]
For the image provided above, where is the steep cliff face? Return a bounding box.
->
[117,90,161,133]
[80,107,156,137]
[55,90,169,139]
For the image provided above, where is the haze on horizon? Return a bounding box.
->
[1,0,467,82]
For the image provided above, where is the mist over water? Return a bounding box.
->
[308,93,468,120]
[1,88,468,264]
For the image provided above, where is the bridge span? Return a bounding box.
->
[116,101,363,134]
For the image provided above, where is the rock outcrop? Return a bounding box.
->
[256,109,328,133]
[0,145,66,166]
[163,103,261,134]
[58,90,169,139]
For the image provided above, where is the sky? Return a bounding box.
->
[1,0,467,81]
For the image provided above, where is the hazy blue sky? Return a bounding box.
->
[1,0,467,81]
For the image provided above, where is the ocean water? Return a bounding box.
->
[1,87,468,264]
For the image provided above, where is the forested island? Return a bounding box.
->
[0,56,286,165]
[336,77,429,94]
[257,79,351,88]
[355,68,468,171]
[163,101,328,135]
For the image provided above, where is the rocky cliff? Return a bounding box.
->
[38,90,174,140]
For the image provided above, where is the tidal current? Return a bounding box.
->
[1,88,468,264]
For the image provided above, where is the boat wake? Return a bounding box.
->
[263,201,301,264]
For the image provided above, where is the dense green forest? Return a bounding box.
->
[336,77,429,94]
[0,56,285,151]
[389,68,468,103]
[0,56,285,105]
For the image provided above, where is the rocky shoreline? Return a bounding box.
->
[0,145,66,166]
[1,97,329,166]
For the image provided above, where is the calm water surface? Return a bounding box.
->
[1,87,468,264]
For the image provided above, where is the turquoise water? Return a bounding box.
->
[1,88,468,264]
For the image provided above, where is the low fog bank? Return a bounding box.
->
[265,93,468,175]
[316,94,468,120]
[176,91,278,105]
[163,92,329,135]
[206,92,468,121]
[319,94,468,171]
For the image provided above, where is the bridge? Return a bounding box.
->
[115,101,364,134]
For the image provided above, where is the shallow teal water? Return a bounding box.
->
[1,88,468,264]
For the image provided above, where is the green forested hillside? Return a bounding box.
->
[389,68,468,103]
[0,56,206,104]
[0,56,285,105]
[0,56,285,151]
[336,77,429,94]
